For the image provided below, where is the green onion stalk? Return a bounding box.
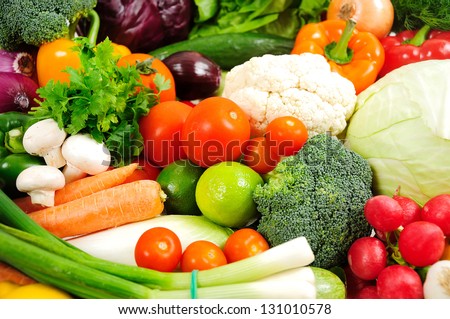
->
[0,190,316,298]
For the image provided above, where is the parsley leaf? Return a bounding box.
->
[32,37,163,167]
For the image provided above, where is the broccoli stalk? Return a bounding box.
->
[253,133,373,269]
[0,0,98,51]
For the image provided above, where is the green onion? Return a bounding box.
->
[0,228,156,299]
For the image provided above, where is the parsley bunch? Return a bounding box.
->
[33,37,169,167]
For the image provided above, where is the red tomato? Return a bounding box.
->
[124,157,161,183]
[241,137,281,174]
[265,116,308,157]
[223,228,269,263]
[180,240,227,272]
[181,97,251,167]
[139,101,192,167]
[134,227,182,272]
[117,53,176,102]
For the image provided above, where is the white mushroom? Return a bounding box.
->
[61,134,111,183]
[22,118,67,168]
[16,165,65,207]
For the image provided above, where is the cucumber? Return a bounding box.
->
[149,33,295,70]
[311,267,346,299]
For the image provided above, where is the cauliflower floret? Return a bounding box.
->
[222,53,357,137]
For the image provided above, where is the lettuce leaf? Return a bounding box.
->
[190,0,328,39]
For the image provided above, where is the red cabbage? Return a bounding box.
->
[95,0,193,53]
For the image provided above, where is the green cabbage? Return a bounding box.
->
[345,60,450,206]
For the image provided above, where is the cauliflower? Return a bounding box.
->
[221,53,357,137]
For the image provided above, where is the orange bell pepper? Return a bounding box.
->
[36,10,131,87]
[291,19,385,94]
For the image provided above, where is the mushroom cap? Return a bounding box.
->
[23,118,67,155]
[61,134,111,175]
[16,165,66,192]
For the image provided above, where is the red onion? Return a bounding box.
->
[0,72,41,113]
[0,50,35,77]
[163,51,221,100]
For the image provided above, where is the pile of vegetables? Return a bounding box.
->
[1,0,450,300]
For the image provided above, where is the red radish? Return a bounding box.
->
[421,194,450,236]
[364,195,403,232]
[398,221,445,267]
[393,193,421,226]
[376,265,424,299]
[374,229,397,243]
[347,236,387,280]
[343,265,375,299]
[355,285,379,299]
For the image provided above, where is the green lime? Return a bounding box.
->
[195,161,264,228]
[157,159,205,215]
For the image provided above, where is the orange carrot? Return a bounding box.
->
[54,163,139,205]
[0,262,36,285]
[28,179,166,238]
[13,196,45,214]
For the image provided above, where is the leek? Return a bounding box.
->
[0,190,322,298]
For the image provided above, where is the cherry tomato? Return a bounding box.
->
[398,221,445,267]
[376,265,424,299]
[241,137,281,174]
[117,53,176,102]
[180,240,227,272]
[265,116,308,157]
[139,101,192,167]
[347,236,387,280]
[181,97,251,167]
[223,228,270,263]
[363,195,403,232]
[134,227,182,272]
[421,194,450,236]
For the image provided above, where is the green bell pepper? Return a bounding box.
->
[0,153,45,199]
[0,111,36,133]
[0,112,43,198]
[0,111,38,154]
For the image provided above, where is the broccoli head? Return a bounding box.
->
[0,0,97,51]
[253,133,373,269]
